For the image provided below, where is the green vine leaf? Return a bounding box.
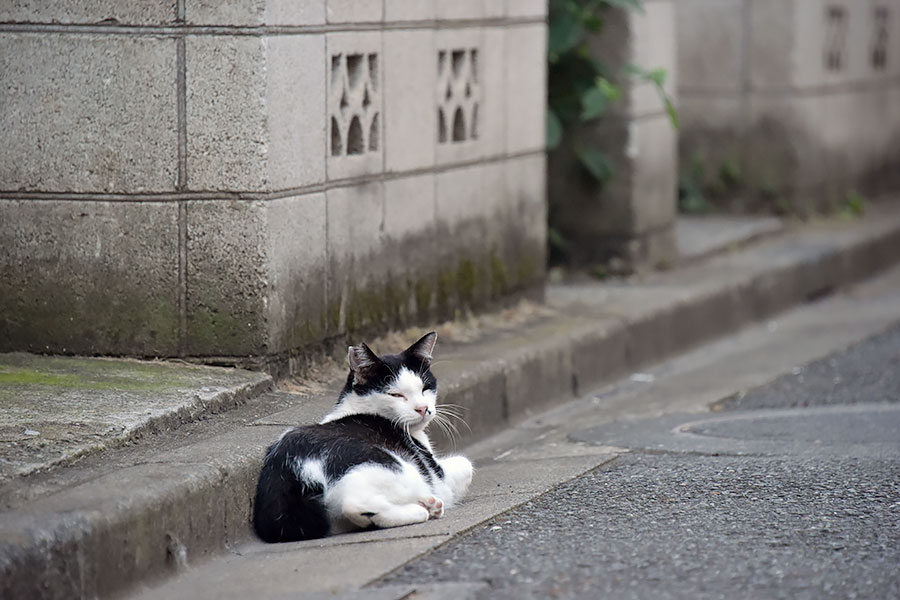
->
[625,63,679,129]
[575,146,612,182]
[548,7,583,61]
[601,0,645,14]
[547,109,564,149]
[579,77,620,120]
[664,96,679,130]
[579,86,609,120]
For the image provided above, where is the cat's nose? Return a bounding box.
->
[415,405,429,417]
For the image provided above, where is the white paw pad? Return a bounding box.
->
[419,496,444,519]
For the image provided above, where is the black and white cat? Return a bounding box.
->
[253,332,473,543]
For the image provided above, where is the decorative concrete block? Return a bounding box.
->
[434,164,501,309]
[505,23,547,153]
[506,0,547,18]
[485,0,506,19]
[326,182,399,335]
[1,1,551,365]
[327,182,385,264]
[186,35,326,192]
[383,173,436,241]
[384,0,434,22]
[0,0,177,25]
[591,115,676,235]
[630,115,678,233]
[266,194,328,353]
[187,0,326,25]
[792,0,837,88]
[744,88,897,209]
[266,35,327,190]
[186,36,268,191]
[436,164,486,229]
[676,0,743,91]
[506,153,548,256]
[843,1,874,83]
[630,0,678,117]
[326,31,384,180]
[266,0,326,25]
[744,94,813,196]
[326,182,386,334]
[437,0,484,20]
[482,161,509,222]
[382,174,441,318]
[327,0,382,23]
[0,200,180,356]
[678,95,744,186]
[435,28,485,165]
[748,0,794,90]
[888,6,900,78]
[791,0,875,88]
[384,29,436,172]
[486,158,547,295]
[186,200,269,356]
[0,33,178,193]
[481,27,508,158]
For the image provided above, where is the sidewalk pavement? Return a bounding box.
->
[2,203,900,599]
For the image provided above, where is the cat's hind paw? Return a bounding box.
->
[419,496,444,519]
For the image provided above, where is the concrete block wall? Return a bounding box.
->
[677,0,900,212]
[0,1,548,372]
[548,0,678,270]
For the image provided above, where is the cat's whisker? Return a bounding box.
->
[437,411,464,440]
[436,403,468,413]
[431,414,459,449]
[436,408,471,434]
[436,407,466,419]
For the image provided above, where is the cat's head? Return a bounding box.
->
[338,332,439,432]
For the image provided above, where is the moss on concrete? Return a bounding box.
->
[414,278,433,319]
[490,251,510,298]
[0,366,171,392]
[0,283,180,357]
[456,258,478,306]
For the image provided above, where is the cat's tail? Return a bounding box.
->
[253,452,330,543]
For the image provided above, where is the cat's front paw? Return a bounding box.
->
[419,496,444,519]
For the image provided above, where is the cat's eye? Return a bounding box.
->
[388,392,405,399]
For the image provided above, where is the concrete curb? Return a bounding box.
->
[3,204,900,599]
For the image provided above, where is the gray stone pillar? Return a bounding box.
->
[549,0,678,271]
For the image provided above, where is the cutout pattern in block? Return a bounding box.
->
[872,6,889,70]
[824,5,848,71]
[436,48,480,144]
[330,52,380,157]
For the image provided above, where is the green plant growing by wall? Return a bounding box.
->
[547,0,677,259]
[678,152,748,214]
[547,0,675,169]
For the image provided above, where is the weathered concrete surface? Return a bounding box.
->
[0,354,272,480]
[382,328,900,600]
[4,205,900,599]
[137,256,900,600]
[0,200,182,356]
[675,214,785,263]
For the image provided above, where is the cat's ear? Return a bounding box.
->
[348,342,381,384]
[405,332,437,364]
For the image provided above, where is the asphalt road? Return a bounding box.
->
[380,324,900,599]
